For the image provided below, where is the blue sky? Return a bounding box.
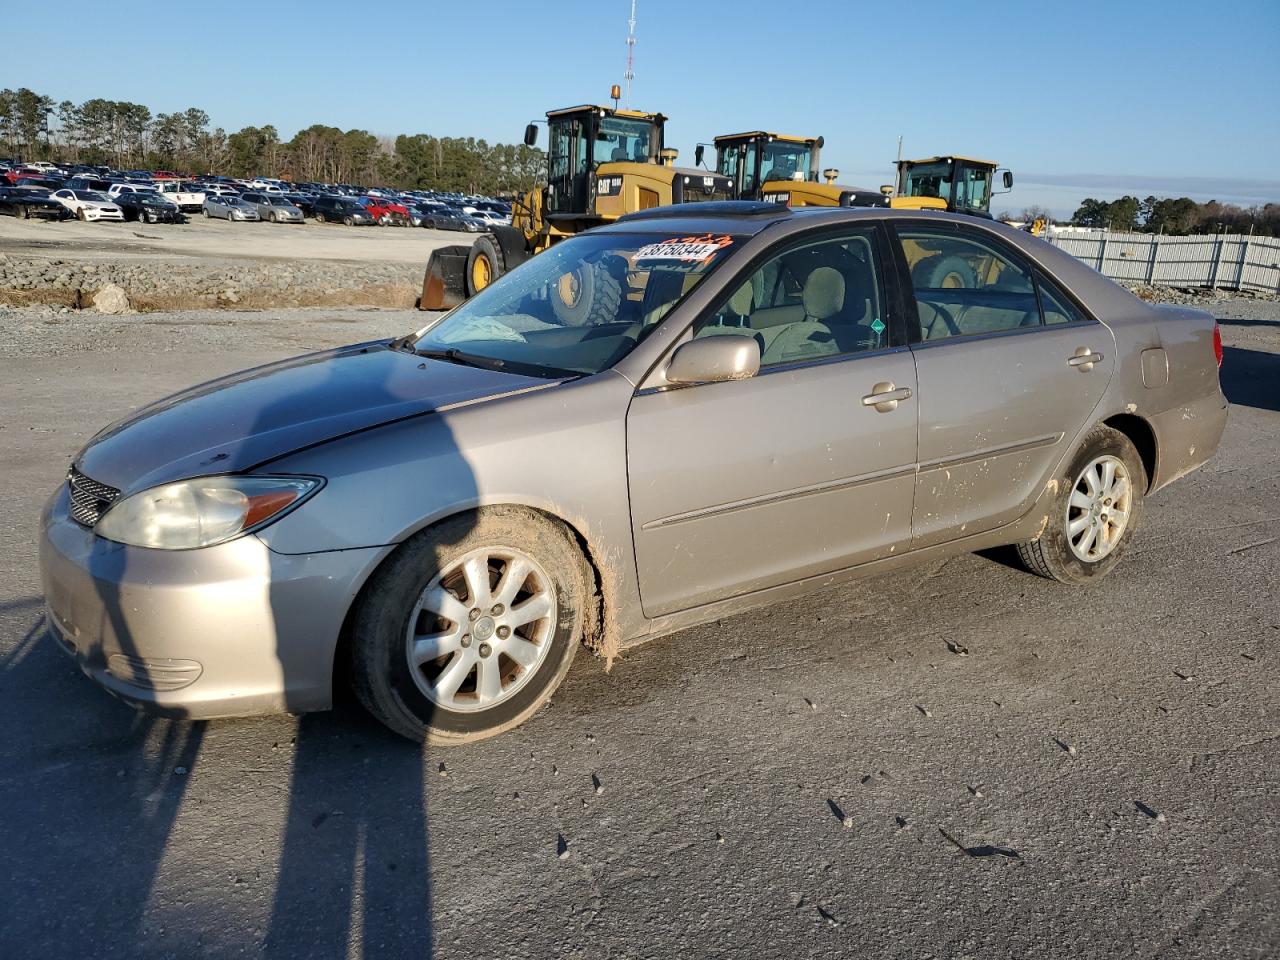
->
[4,0,1278,217]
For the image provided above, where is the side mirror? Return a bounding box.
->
[523,123,538,147]
[666,336,760,385]
[1002,170,1013,189]
[694,144,705,167]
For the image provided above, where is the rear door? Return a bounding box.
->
[892,222,1115,547]
[627,225,919,617]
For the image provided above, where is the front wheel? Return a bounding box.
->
[1015,424,1146,584]
[465,235,504,297]
[350,507,588,744]
[343,216,354,226]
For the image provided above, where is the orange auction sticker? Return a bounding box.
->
[635,234,734,263]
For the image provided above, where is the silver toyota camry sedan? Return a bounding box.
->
[39,203,1228,743]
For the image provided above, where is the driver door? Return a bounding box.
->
[626,226,919,617]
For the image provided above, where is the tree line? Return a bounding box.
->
[1069,195,1279,236]
[0,87,545,196]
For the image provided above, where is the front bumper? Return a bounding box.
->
[83,208,124,222]
[39,484,385,719]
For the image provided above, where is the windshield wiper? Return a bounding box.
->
[413,346,508,371]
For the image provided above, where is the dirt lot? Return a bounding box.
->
[0,295,1276,959]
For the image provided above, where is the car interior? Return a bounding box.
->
[693,235,887,365]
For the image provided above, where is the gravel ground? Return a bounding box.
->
[0,293,1276,959]
[0,215,463,310]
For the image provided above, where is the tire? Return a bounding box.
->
[915,254,977,289]
[350,507,589,744]
[344,216,354,226]
[551,260,622,326]
[1015,424,1146,585]
[203,207,210,218]
[76,208,86,221]
[465,235,505,297]
[20,205,29,219]
[268,211,277,223]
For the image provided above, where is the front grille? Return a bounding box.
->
[67,467,120,528]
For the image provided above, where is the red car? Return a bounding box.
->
[5,166,46,184]
[359,195,410,226]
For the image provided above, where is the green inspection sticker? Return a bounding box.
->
[870,318,886,334]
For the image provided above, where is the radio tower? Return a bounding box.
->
[624,0,637,107]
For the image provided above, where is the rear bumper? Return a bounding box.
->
[38,485,384,719]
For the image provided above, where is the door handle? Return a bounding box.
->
[862,381,912,413]
[1068,347,1103,372]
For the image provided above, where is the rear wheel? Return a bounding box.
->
[465,235,505,297]
[1015,424,1146,584]
[551,261,622,326]
[350,508,588,744]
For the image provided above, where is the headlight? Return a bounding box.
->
[95,475,320,550]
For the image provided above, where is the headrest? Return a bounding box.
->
[728,283,753,316]
[803,266,845,320]
[612,147,629,162]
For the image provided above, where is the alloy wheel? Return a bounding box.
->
[405,546,556,712]
[1066,454,1132,562]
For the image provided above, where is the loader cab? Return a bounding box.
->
[712,132,821,201]
[543,105,666,217]
[894,156,1010,217]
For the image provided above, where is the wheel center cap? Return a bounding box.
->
[473,617,496,642]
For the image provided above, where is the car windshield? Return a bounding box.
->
[410,230,740,377]
[75,191,108,201]
[270,197,292,205]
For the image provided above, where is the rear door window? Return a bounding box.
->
[894,227,1040,340]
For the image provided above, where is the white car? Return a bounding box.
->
[151,181,205,212]
[50,189,125,222]
[107,183,156,199]
[466,208,511,226]
[26,161,64,175]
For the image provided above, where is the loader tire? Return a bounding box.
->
[465,235,505,297]
[915,254,977,289]
[551,261,622,327]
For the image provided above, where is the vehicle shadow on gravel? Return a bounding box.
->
[1220,345,1280,412]
[258,346,476,959]
[0,606,204,958]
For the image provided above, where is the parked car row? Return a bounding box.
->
[0,158,516,234]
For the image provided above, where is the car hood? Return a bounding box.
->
[75,341,555,495]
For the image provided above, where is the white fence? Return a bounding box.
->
[1045,230,1280,294]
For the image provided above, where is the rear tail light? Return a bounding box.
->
[1212,323,1223,368]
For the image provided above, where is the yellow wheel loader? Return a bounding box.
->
[419,95,733,311]
[891,155,1012,217]
[699,131,887,208]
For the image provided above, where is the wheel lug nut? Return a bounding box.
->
[478,642,492,658]
[491,604,504,616]
[497,626,510,639]
[461,635,471,648]
[469,608,481,622]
